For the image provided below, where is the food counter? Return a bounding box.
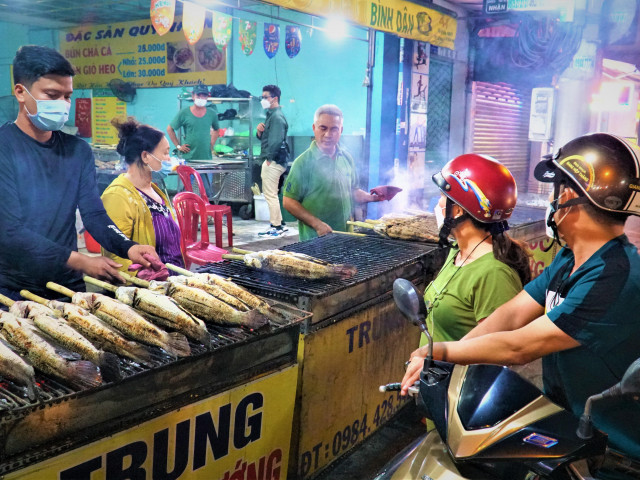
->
[0,301,310,478]
[198,233,447,479]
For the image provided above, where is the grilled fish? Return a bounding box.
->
[180,273,286,323]
[373,213,440,242]
[0,312,102,390]
[9,300,60,319]
[114,287,211,346]
[48,301,155,368]
[29,312,121,382]
[0,336,37,400]
[153,282,267,329]
[167,276,250,312]
[71,292,191,358]
[238,250,357,280]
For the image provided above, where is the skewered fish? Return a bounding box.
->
[351,213,440,242]
[113,286,211,346]
[166,264,286,323]
[224,249,357,280]
[48,301,154,368]
[0,336,37,400]
[151,281,267,329]
[0,312,102,390]
[46,283,191,358]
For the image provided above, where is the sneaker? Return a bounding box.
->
[258,227,285,237]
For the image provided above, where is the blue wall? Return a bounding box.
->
[0,11,378,187]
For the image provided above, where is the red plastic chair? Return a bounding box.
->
[172,192,227,269]
[175,165,233,248]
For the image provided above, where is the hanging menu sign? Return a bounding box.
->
[59,17,227,89]
[92,95,127,144]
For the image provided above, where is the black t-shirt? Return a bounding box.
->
[0,122,135,296]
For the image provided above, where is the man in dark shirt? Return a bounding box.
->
[0,45,159,299]
[256,85,288,237]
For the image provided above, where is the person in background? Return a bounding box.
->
[101,117,185,280]
[283,104,384,241]
[401,133,640,479]
[256,84,289,238]
[0,45,158,300]
[167,84,220,161]
[425,154,530,344]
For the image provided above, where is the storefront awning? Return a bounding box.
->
[262,0,457,49]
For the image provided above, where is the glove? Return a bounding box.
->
[370,185,403,201]
[128,254,170,281]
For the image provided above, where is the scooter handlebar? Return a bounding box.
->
[379,382,419,396]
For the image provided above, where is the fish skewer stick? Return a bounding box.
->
[47,282,191,358]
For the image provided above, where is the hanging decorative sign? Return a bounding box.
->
[239,19,257,56]
[212,11,232,51]
[149,0,175,36]
[182,1,205,45]
[75,98,92,138]
[285,25,301,58]
[263,23,280,58]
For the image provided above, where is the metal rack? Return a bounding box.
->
[177,95,256,208]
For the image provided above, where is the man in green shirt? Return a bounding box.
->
[283,104,380,242]
[166,84,220,160]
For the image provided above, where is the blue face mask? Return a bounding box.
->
[148,152,175,181]
[23,87,70,131]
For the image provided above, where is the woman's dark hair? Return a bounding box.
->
[111,117,164,167]
[13,45,75,87]
[471,217,532,286]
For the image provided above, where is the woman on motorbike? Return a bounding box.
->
[424,153,531,344]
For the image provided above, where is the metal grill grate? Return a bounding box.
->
[198,233,437,300]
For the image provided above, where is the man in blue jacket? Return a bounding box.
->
[0,45,159,299]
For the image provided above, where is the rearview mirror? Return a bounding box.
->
[392,278,427,329]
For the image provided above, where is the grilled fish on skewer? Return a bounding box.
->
[84,274,211,346]
[152,281,267,329]
[165,264,286,324]
[46,282,191,358]
[47,301,155,368]
[19,291,122,381]
[0,293,60,319]
[223,249,357,280]
[168,276,250,312]
[0,334,37,401]
[349,213,440,242]
[0,312,102,390]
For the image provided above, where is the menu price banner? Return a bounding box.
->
[92,96,126,145]
[59,17,226,89]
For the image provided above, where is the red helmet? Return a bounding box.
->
[432,154,517,222]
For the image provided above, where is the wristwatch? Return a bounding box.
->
[176,145,181,149]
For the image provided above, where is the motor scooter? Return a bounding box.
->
[375,278,640,480]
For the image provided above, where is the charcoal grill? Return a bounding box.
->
[0,302,309,475]
[198,233,445,327]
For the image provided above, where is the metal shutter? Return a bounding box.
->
[426,58,453,168]
[471,82,531,189]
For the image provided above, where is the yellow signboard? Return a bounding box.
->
[294,297,420,478]
[5,366,298,480]
[92,96,126,145]
[59,17,227,89]
[266,0,457,49]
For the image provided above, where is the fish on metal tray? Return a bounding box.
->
[114,286,211,346]
[0,312,102,390]
[71,292,191,358]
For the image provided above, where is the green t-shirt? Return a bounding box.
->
[169,106,219,160]
[283,141,357,242]
[421,247,522,344]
